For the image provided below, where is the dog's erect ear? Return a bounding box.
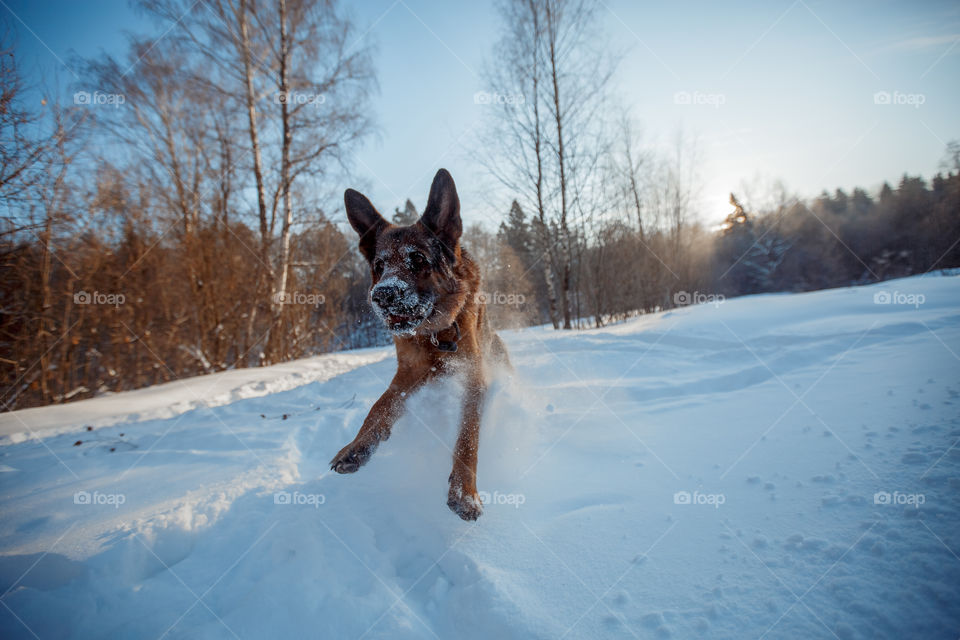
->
[344,188,387,262]
[419,169,461,254]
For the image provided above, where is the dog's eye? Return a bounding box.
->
[373,259,384,277]
[409,252,428,270]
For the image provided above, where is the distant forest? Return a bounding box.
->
[472,161,960,331]
[2,0,958,411]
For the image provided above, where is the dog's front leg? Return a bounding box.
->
[330,372,423,474]
[447,376,486,521]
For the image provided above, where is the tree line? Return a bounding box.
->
[2,0,383,409]
[469,164,960,333]
[2,0,958,410]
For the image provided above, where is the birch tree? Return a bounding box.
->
[140,0,376,362]
[480,0,615,329]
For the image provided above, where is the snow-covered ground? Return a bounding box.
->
[1,274,958,639]
[0,349,391,442]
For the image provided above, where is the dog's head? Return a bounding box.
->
[344,169,465,337]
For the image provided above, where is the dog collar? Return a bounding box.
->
[430,321,461,352]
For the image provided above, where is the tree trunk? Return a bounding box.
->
[37,211,53,403]
[530,1,559,330]
[546,1,572,329]
[270,0,295,362]
[237,0,273,360]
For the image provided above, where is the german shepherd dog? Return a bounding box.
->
[330,169,509,521]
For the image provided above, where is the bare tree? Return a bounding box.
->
[0,37,87,407]
[139,0,376,362]
[644,130,702,304]
[479,0,560,328]
[480,0,616,330]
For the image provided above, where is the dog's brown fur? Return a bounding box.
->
[330,169,509,521]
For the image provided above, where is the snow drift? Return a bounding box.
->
[1,274,958,639]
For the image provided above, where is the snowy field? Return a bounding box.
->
[1,273,958,639]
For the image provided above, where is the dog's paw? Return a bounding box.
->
[447,486,483,521]
[329,441,374,474]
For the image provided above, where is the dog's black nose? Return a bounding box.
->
[371,285,401,308]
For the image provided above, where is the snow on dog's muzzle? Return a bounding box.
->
[370,276,434,335]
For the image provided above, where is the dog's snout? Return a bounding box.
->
[371,284,401,308]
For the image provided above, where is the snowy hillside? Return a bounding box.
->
[1,274,958,639]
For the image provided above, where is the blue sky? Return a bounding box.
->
[4,0,959,227]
